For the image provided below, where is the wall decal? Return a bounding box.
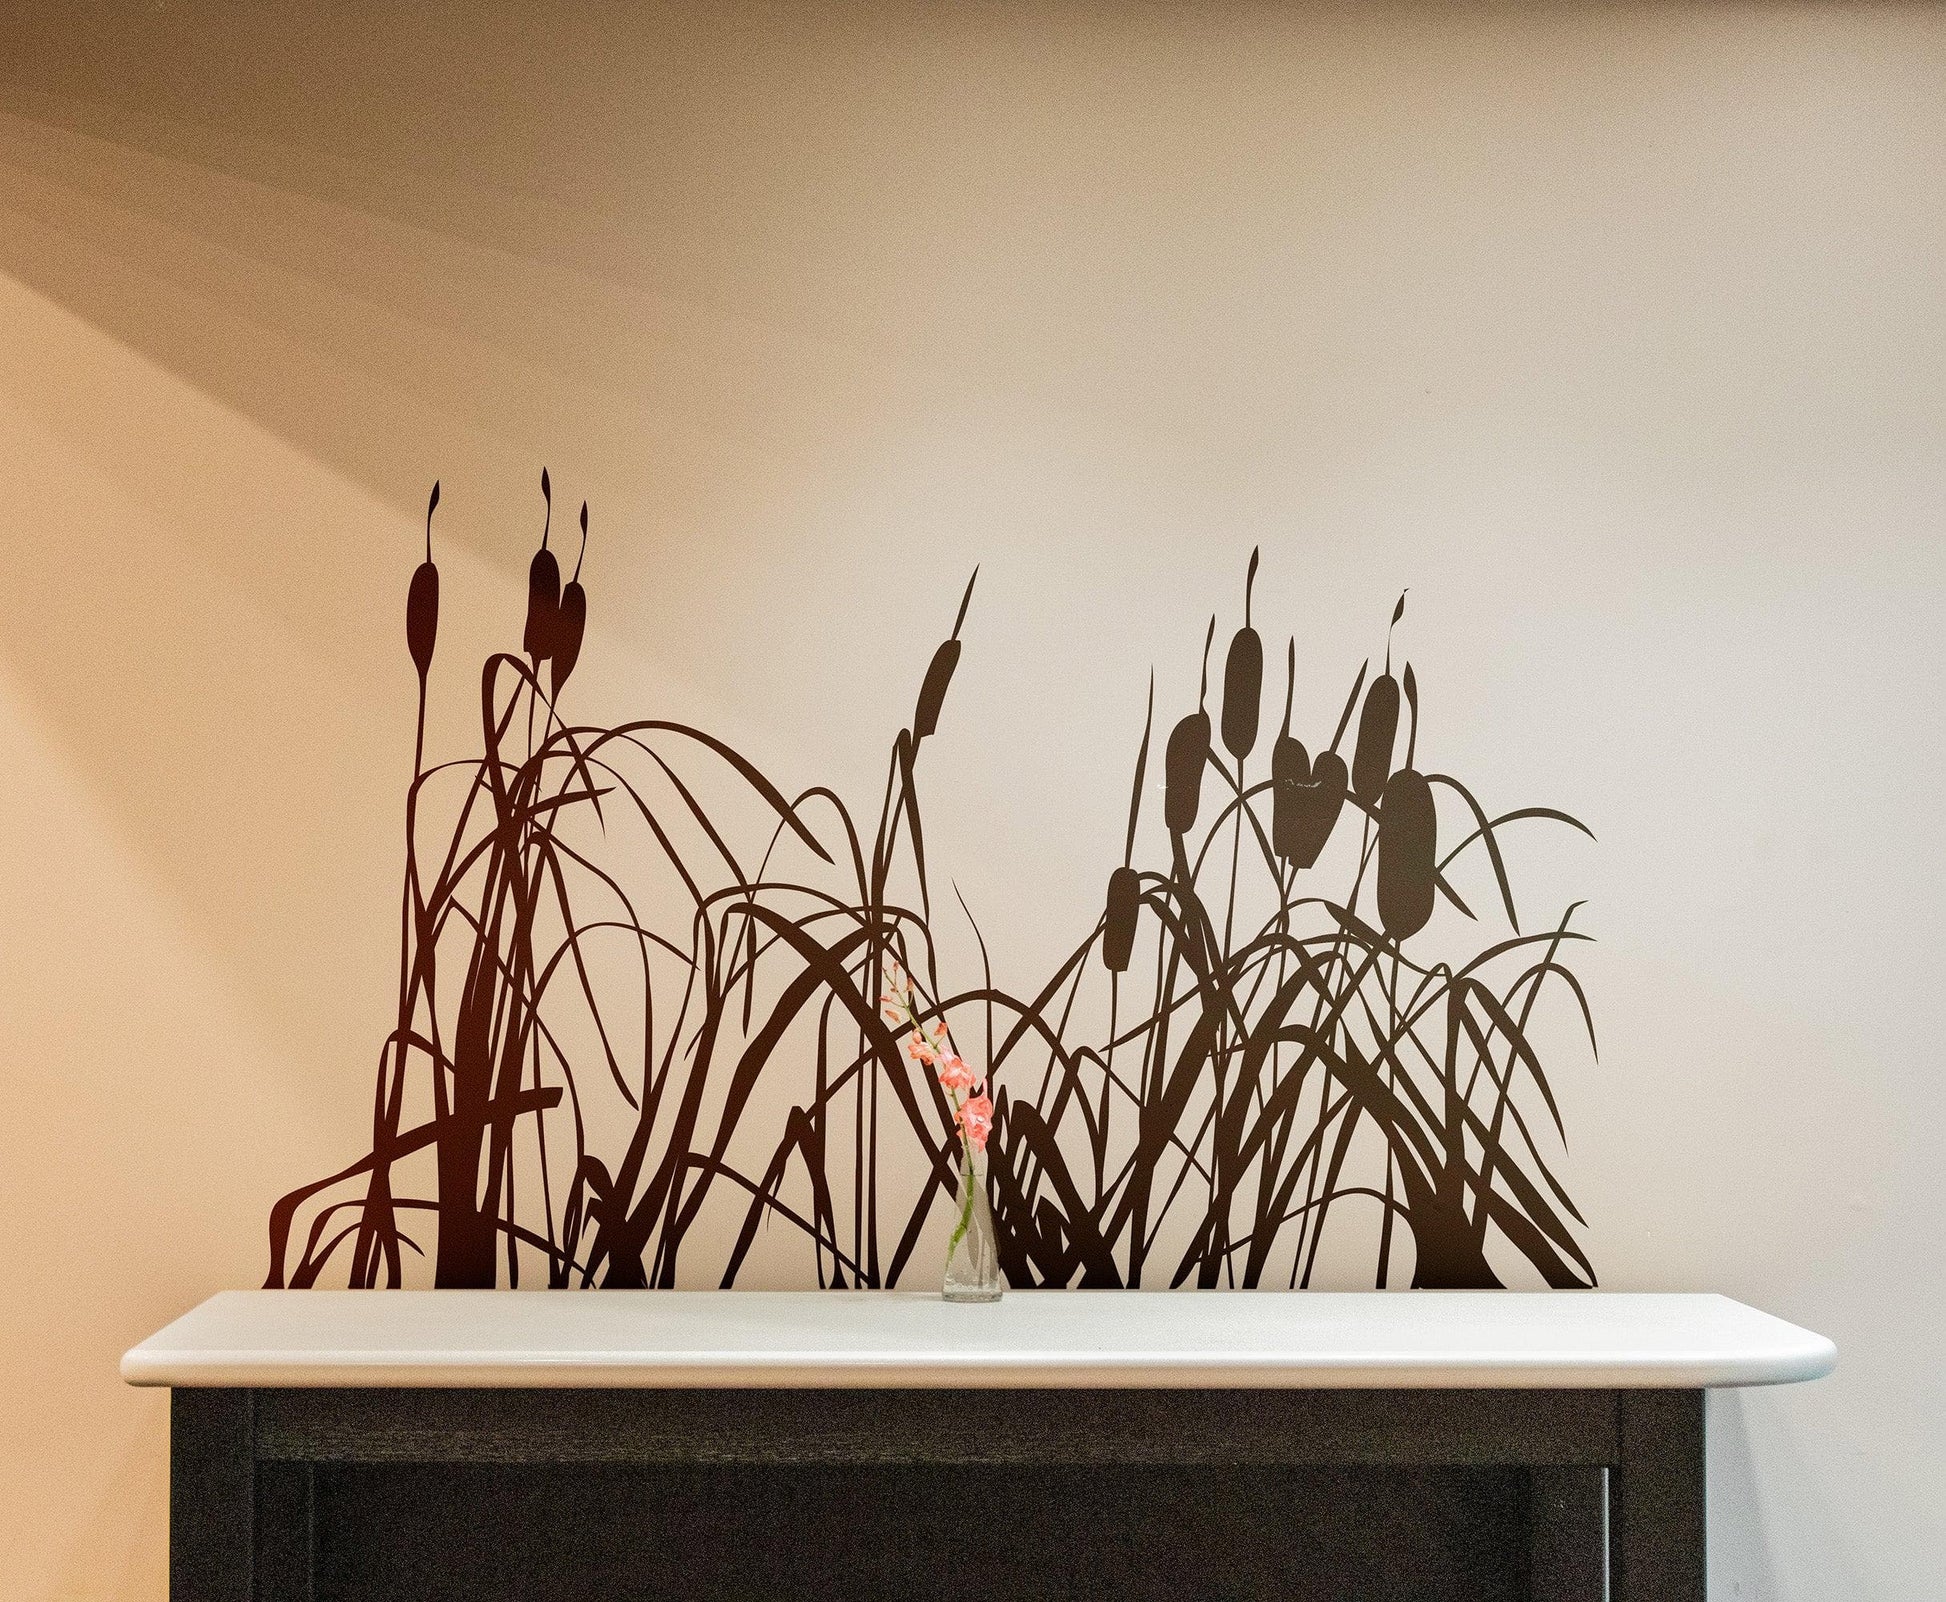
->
[267,479,1598,1292]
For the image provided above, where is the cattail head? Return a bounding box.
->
[1303,751,1349,866]
[550,502,589,697]
[407,481,440,680]
[1164,710,1210,836]
[913,639,959,741]
[1270,735,1310,857]
[1275,742,1347,869]
[913,569,977,741]
[551,585,585,694]
[524,468,560,663]
[1164,619,1217,835]
[1376,767,1437,941]
[1270,637,1306,859]
[1102,865,1141,972]
[525,550,561,663]
[1220,548,1263,762]
[1352,672,1400,804]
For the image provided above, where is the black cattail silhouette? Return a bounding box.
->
[525,468,561,663]
[1352,593,1407,804]
[1274,728,1347,870]
[914,643,958,740]
[1163,713,1208,834]
[1376,767,1437,940]
[551,503,589,697]
[1271,734,1311,856]
[407,482,440,681]
[1164,619,1216,835]
[1300,750,1350,865]
[1102,866,1141,972]
[1220,547,1263,762]
[1352,674,1399,804]
[1103,676,1154,971]
[1270,636,1336,867]
[914,569,977,741]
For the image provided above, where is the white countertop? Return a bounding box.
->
[120,1291,1835,1391]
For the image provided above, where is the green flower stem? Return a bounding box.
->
[947,1139,976,1258]
[885,970,978,1264]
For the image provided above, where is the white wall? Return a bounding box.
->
[1,2,1941,1595]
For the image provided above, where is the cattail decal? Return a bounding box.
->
[551,503,589,698]
[1376,767,1437,940]
[1271,639,1308,859]
[1273,732,1347,868]
[1164,619,1216,836]
[1269,636,1340,867]
[1220,547,1263,763]
[1352,674,1399,804]
[1102,866,1141,972]
[407,481,440,681]
[1301,750,1350,866]
[525,468,561,664]
[914,569,977,741]
[1352,592,1407,804]
[1163,712,1211,835]
[1271,734,1311,856]
[1103,677,1155,970]
[913,642,958,740]
[1163,713,1210,834]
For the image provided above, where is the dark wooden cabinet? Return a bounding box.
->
[169,1385,1701,1601]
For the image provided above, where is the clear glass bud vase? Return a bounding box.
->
[943,1147,1003,1302]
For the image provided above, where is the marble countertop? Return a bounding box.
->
[121,1290,1836,1390]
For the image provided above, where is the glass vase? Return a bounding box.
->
[943,1145,1003,1302]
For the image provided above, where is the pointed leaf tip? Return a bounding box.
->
[427,481,440,515]
[949,567,980,640]
[541,467,551,500]
[1392,591,1407,626]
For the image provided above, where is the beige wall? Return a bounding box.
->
[2,2,1943,1595]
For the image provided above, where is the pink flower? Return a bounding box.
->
[906,1031,937,1065]
[957,1092,994,1152]
[935,1053,978,1092]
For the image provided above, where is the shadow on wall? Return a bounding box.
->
[268,487,1598,1292]
[0,81,847,604]
[0,50,882,1133]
